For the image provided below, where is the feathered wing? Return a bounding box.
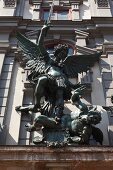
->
[63,52,102,78]
[92,126,103,145]
[16,32,49,76]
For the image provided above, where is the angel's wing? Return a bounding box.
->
[92,126,103,145]
[16,32,49,75]
[63,52,102,78]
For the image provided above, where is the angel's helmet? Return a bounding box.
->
[71,92,80,103]
[54,44,68,62]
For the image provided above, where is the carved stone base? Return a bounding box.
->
[33,128,69,147]
[0,146,113,170]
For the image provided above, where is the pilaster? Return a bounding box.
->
[91,62,106,106]
[5,61,24,145]
[75,29,89,46]
[0,52,5,77]
[71,2,80,20]
[32,3,41,20]
[70,0,82,20]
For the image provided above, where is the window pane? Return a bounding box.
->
[43,11,69,20]
[68,48,74,55]
[43,11,49,20]
[57,11,68,20]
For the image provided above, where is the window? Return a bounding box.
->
[57,11,68,20]
[43,10,69,20]
[43,11,49,21]
[68,48,74,56]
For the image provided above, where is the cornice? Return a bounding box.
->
[69,0,83,4]
[0,146,112,169]
[0,17,113,43]
[0,146,112,161]
[102,42,113,55]
[0,16,113,31]
[0,49,7,53]
[76,45,98,54]
[29,0,83,5]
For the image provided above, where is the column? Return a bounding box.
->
[71,3,80,20]
[0,52,5,144]
[91,62,106,106]
[0,52,5,76]
[33,3,41,20]
[5,62,24,145]
[75,29,89,47]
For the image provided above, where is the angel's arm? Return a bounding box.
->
[37,23,51,45]
[36,23,51,57]
[67,81,81,90]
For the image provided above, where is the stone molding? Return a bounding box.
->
[0,146,113,161]
[102,43,113,55]
[0,146,112,169]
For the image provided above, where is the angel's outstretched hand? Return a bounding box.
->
[42,21,52,29]
[74,85,86,95]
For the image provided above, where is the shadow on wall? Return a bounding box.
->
[109,0,113,17]
[0,124,6,144]
[23,0,33,19]
[100,58,113,106]
[79,3,91,20]
[3,62,20,145]
[19,113,32,145]
[0,125,17,145]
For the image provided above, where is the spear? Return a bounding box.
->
[46,0,54,24]
[26,0,54,36]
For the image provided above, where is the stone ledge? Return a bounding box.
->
[0,146,112,161]
[0,146,112,169]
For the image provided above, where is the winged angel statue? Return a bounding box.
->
[16,22,102,145]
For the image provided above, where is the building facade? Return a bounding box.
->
[0,0,113,169]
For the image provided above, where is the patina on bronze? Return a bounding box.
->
[16,21,103,146]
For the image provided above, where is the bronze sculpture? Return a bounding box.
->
[25,87,103,146]
[16,23,102,117]
[16,21,103,146]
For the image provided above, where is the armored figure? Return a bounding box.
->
[16,23,102,120]
[16,23,81,120]
[16,21,102,145]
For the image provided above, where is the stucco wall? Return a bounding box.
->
[0,0,15,16]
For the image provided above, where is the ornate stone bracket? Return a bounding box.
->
[3,0,16,8]
[96,0,109,8]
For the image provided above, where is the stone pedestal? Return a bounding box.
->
[0,146,113,170]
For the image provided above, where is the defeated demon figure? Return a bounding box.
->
[25,86,103,145]
[16,22,102,121]
[25,107,103,145]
